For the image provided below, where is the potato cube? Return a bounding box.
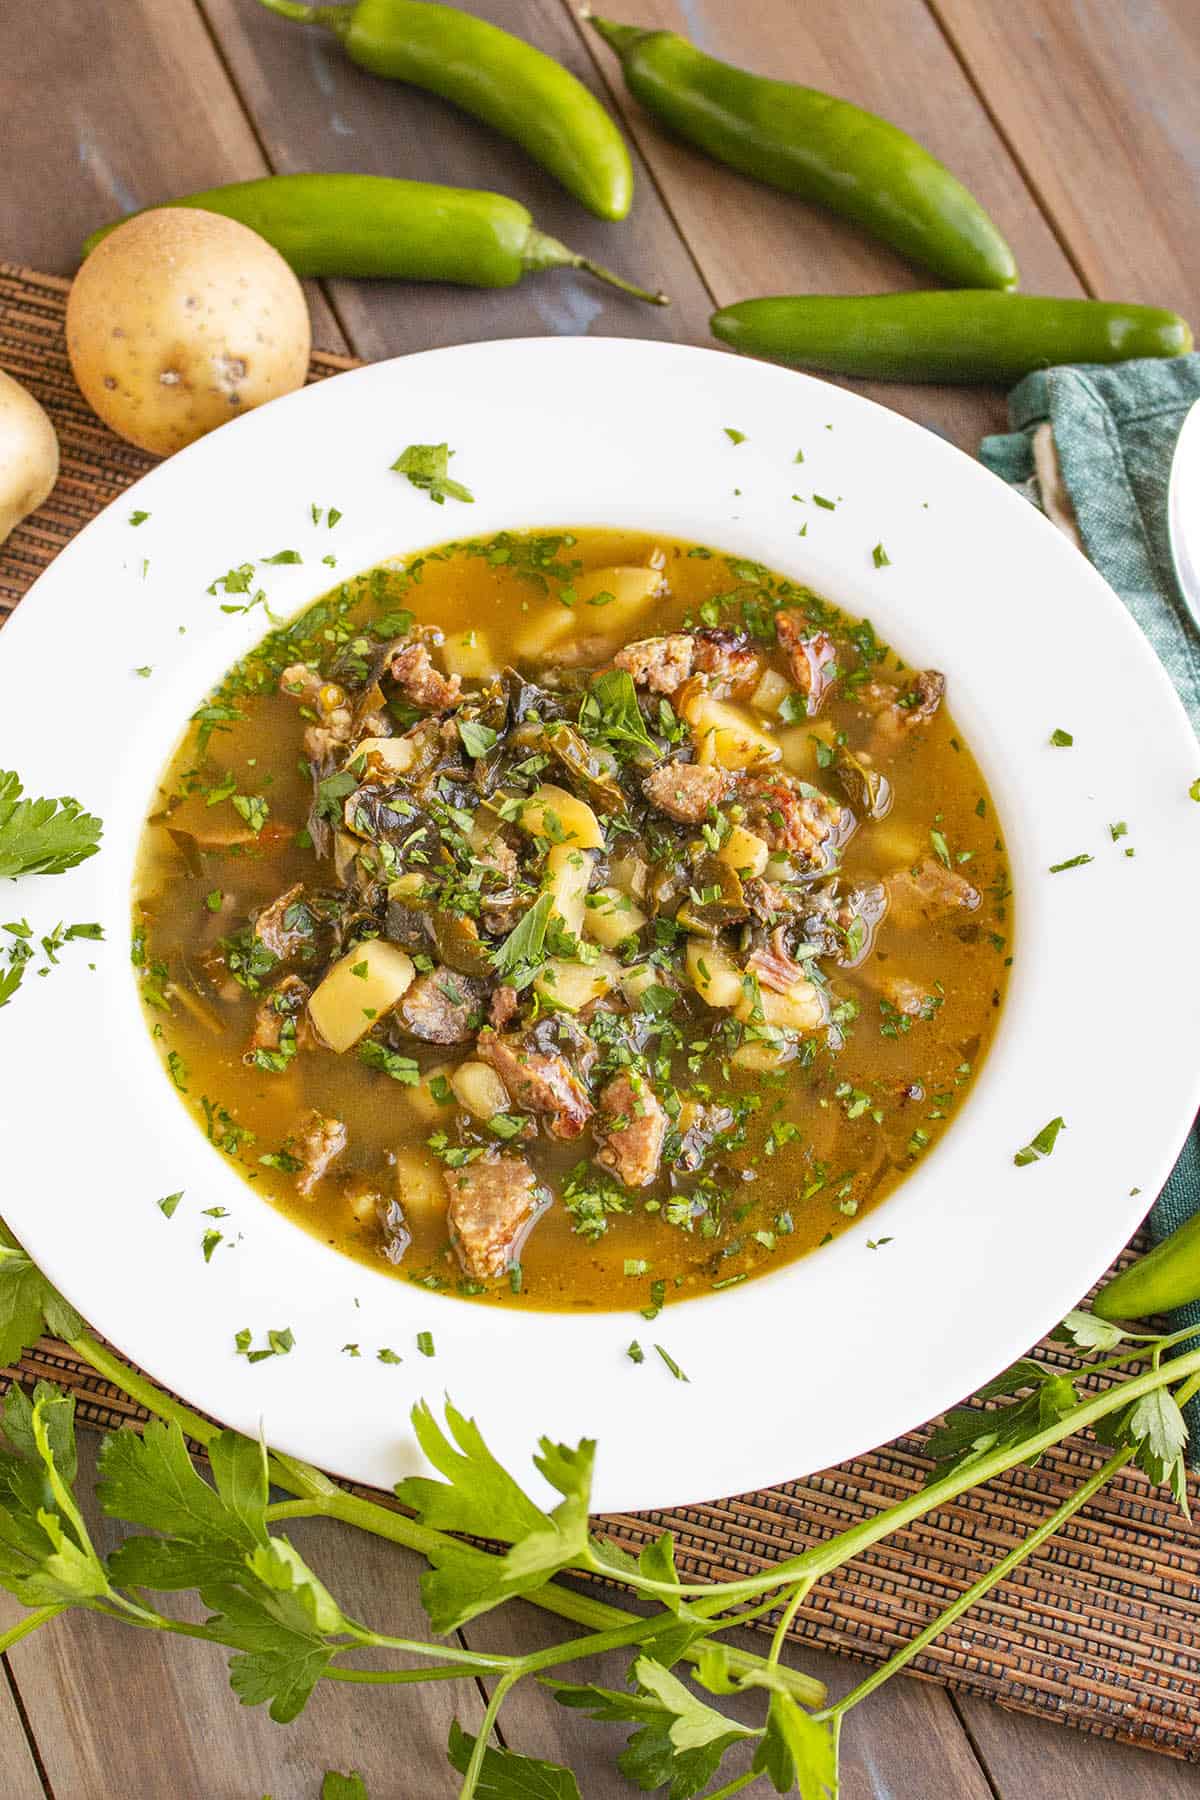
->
[517,784,604,850]
[404,1063,457,1124]
[716,825,769,879]
[441,628,498,681]
[682,689,780,770]
[450,1060,510,1120]
[584,884,647,948]
[393,1149,447,1221]
[514,563,666,660]
[308,940,415,1053]
[534,953,621,1012]
[686,939,744,1008]
[735,979,827,1035]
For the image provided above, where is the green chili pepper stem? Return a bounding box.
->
[582,13,649,57]
[81,176,668,304]
[588,12,1017,290]
[1093,1210,1200,1321]
[711,291,1194,383]
[524,229,668,304]
[255,0,634,221]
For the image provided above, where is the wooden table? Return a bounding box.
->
[2,1,1198,1793]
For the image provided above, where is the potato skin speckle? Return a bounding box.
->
[67,208,310,457]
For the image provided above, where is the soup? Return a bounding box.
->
[133,529,1010,1311]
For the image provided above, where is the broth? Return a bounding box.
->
[133,529,1010,1312]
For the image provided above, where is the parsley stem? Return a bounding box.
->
[323,1663,476,1685]
[352,1632,518,1671]
[458,1667,521,1800]
[61,1328,827,1704]
[0,1603,65,1654]
[704,1776,759,1800]
[820,1443,1130,1722]
[767,1577,813,1667]
[678,1345,1200,1609]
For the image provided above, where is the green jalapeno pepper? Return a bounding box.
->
[256,0,633,222]
[710,292,1193,382]
[587,15,1017,290]
[1093,1211,1200,1321]
[81,175,667,305]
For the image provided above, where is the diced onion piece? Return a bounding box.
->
[686,939,744,1008]
[735,979,827,1035]
[534,952,621,1012]
[441,628,497,680]
[349,736,415,778]
[716,825,769,879]
[393,1148,447,1220]
[750,669,791,715]
[450,1060,510,1120]
[514,563,666,659]
[584,884,647,948]
[308,940,416,1053]
[517,783,604,850]
[546,842,594,938]
[609,852,649,900]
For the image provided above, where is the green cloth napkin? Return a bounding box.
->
[981,354,1200,1458]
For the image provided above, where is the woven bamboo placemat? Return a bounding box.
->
[3,258,1197,1761]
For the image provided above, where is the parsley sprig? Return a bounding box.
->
[0,1226,1197,1799]
[0,770,103,879]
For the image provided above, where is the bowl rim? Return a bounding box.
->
[1,334,1197,1514]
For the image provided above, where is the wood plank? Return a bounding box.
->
[196,0,716,362]
[957,1693,1200,1800]
[0,1669,47,1800]
[572,0,1087,449]
[928,0,1200,315]
[0,0,344,347]
[463,1596,996,1798]
[0,1430,483,1800]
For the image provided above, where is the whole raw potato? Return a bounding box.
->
[66,209,311,456]
[0,369,59,546]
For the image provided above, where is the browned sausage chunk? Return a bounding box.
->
[642,760,731,824]
[614,634,695,695]
[742,774,848,867]
[774,615,838,714]
[692,628,760,693]
[883,859,979,930]
[476,1029,593,1139]
[247,974,311,1061]
[400,968,487,1044]
[594,1072,668,1189]
[252,883,310,960]
[294,1110,347,1198]
[388,641,462,713]
[444,1154,549,1280]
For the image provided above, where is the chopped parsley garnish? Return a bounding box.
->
[723,427,746,445]
[1049,727,1073,747]
[377,1347,403,1365]
[491,891,555,991]
[157,1192,184,1219]
[654,1344,689,1382]
[578,669,657,754]
[232,794,269,835]
[458,718,499,760]
[358,1042,420,1084]
[1048,853,1093,873]
[1014,1117,1066,1167]
[235,1325,294,1363]
[262,549,302,565]
[128,510,150,526]
[416,1331,435,1358]
[626,1340,645,1364]
[391,443,474,506]
[871,543,890,568]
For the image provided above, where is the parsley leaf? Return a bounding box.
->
[491,891,555,992]
[753,1689,839,1795]
[358,1041,420,1085]
[458,718,499,760]
[394,1399,594,1632]
[0,1224,83,1368]
[0,771,103,879]
[446,1720,580,1799]
[391,443,474,506]
[97,1418,268,1591]
[323,1777,369,1800]
[0,1383,112,1607]
[578,670,656,754]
